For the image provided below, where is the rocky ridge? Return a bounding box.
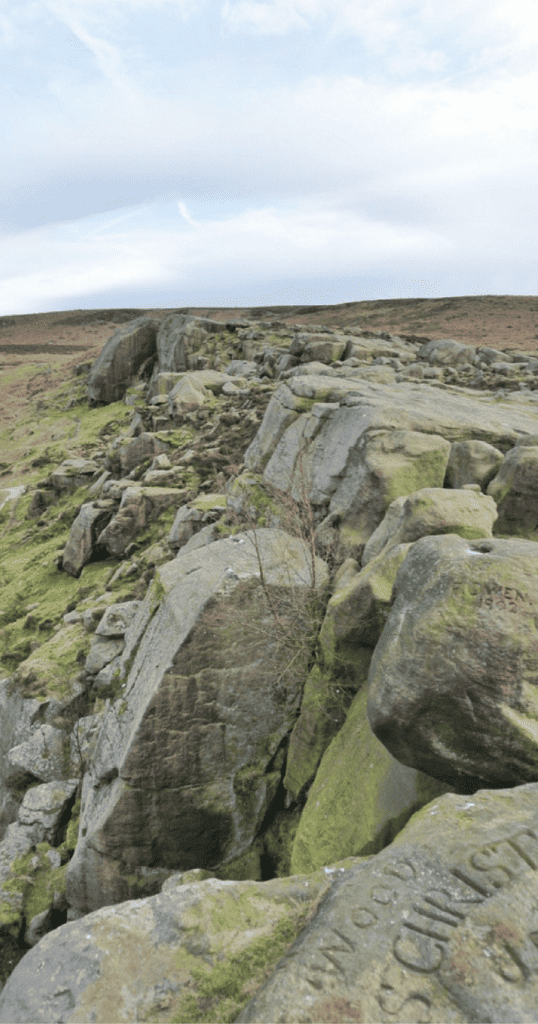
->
[0,311,537,1020]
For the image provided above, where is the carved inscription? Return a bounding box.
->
[471,579,536,614]
[301,831,538,1022]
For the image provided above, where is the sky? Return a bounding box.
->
[1,0,537,316]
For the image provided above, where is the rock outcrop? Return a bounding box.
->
[87,316,159,404]
[4,782,538,1022]
[65,528,329,917]
[2,312,538,1020]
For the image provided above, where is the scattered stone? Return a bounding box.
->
[93,601,141,637]
[50,458,99,494]
[96,485,186,556]
[4,315,538,1020]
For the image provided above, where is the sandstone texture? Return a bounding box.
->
[1,310,538,1020]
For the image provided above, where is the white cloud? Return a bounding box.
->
[177,202,201,228]
[0,0,537,313]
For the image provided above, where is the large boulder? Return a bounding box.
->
[5,782,538,1022]
[361,484,498,565]
[367,532,538,792]
[87,317,159,404]
[65,528,330,916]
[0,863,353,1024]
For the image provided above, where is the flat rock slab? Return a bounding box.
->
[0,868,352,1024]
[237,781,538,1023]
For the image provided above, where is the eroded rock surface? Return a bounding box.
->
[237,782,538,1024]
[3,315,538,1018]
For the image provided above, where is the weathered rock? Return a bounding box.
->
[4,316,538,1016]
[84,636,125,675]
[117,431,170,476]
[225,358,259,378]
[243,367,538,562]
[361,484,498,565]
[0,825,75,963]
[444,438,504,489]
[0,864,352,1024]
[87,317,159,404]
[65,528,329,916]
[61,501,116,576]
[96,485,185,556]
[290,685,452,874]
[17,779,78,844]
[155,313,227,373]
[284,477,499,808]
[6,783,538,1022]
[167,495,227,551]
[50,458,100,494]
[367,532,538,791]
[0,681,57,840]
[94,601,141,637]
[69,714,103,773]
[147,371,183,401]
[237,781,538,1023]
[283,546,411,804]
[25,907,53,947]
[167,369,242,417]
[486,438,538,534]
[7,725,67,785]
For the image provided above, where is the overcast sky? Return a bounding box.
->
[1,0,537,316]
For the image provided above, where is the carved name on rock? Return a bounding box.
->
[237,782,538,1023]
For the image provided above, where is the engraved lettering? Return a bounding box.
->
[393,928,444,972]
[380,993,432,1023]
[331,928,356,951]
[378,960,432,1021]
[478,581,534,614]
[411,904,461,929]
[508,831,538,869]
[422,890,467,920]
[319,949,347,975]
[471,840,531,884]
[405,919,456,943]
[371,886,398,904]
[383,859,416,880]
[450,866,494,897]
[351,908,377,928]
